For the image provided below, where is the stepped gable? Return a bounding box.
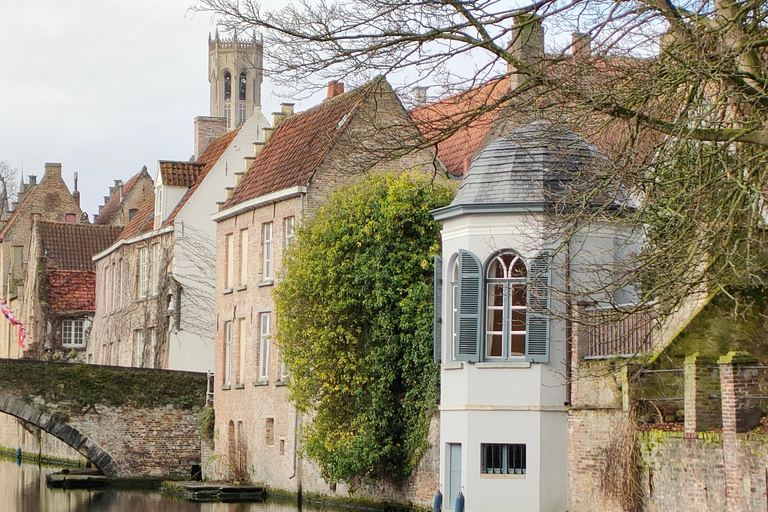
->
[0,187,36,238]
[94,168,150,225]
[119,198,155,239]
[410,77,510,178]
[46,270,95,311]
[164,127,240,225]
[224,83,371,208]
[39,221,123,272]
[451,120,605,206]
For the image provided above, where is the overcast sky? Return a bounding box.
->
[0,0,312,219]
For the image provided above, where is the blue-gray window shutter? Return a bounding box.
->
[457,250,482,362]
[525,250,552,363]
[433,255,443,364]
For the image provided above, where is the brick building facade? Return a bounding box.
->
[209,78,441,506]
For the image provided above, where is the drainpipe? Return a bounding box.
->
[288,408,301,503]
[564,239,572,406]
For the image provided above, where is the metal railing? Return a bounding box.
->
[582,306,655,358]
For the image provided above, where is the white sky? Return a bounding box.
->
[0,0,313,219]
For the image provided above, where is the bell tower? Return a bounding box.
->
[209,30,264,130]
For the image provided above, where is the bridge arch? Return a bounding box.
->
[0,393,119,476]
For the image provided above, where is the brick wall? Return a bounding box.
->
[0,413,86,464]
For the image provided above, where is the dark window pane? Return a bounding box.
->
[224,72,232,100]
[488,283,504,306]
[511,285,526,306]
[511,309,526,331]
[487,334,503,357]
[488,258,505,278]
[510,334,525,355]
[510,257,526,277]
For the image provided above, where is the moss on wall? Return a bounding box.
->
[0,360,206,414]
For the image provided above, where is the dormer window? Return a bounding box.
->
[224,72,232,100]
[154,185,163,228]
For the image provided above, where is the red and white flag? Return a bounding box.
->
[0,299,26,349]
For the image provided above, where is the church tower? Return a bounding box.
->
[209,30,264,130]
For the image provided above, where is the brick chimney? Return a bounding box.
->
[327,81,344,99]
[194,116,228,159]
[44,162,62,180]
[72,171,80,207]
[572,32,592,59]
[508,14,544,90]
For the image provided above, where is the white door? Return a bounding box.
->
[448,443,462,510]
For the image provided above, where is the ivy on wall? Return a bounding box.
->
[0,360,206,414]
[274,171,456,483]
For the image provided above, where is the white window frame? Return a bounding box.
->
[262,222,273,280]
[237,318,246,385]
[224,321,233,385]
[151,244,160,296]
[134,330,145,367]
[284,216,295,251]
[259,313,270,380]
[138,246,148,298]
[239,229,248,286]
[225,233,234,289]
[62,319,85,348]
[485,253,527,360]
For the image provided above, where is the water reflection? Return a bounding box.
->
[0,457,336,512]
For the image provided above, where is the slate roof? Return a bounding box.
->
[94,168,150,225]
[451,121,605,205]
[39,221,123,271]
[46,270,95,311]
[224,82,373,208]
[164,127,240,225]
[158,161,207,188]
[119,198,155,239]
[411,77,510,178]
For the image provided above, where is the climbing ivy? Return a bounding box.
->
[274,171,456,483]
[0,360,206,413]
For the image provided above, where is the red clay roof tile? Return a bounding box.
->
[119,198,155,239]
[39,221,123,271]
[46,270,95,311]
[158,161,207,188]
[223,84,372,208]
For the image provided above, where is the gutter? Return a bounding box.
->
[92,225,174,262]
[210,186,308,222]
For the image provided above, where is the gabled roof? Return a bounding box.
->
[158,161,207,188]
[94,167,152,226]
[223,82,374,209]
[39,221,123,271]
[163,127,240,225]
[119,198,155,239]
[46,270,95,311]
[411,77,511,178]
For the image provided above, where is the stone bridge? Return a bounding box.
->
[0,359,207,479]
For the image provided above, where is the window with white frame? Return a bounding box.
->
[237,318,246,385]
[62,319,85,347]
[481,444,526,475]
[284,217,295,252]
[134,330,145,367]
[225,233,234,289]
[451,259,458,361]
[239,229,248,286]
[485,253,527,359]
[151,244,160,295]
[262,222,273,280]
[138,247,148,298]
[259,313,270,380]
[224,321,233,385]
[148,328,156,368]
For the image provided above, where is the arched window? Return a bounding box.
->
[239,72,247,101]
[485,252,527,358]
[224,72,232,100]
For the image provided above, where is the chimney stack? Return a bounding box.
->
[194,116,228,159]
[28,175,37,187]
[327,81,344,99]
[508,14,544,90]
[72,172,80,207]
[44,162,61,180]
[572,32,592,59]
[412,86,428,107]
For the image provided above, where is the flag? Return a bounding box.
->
[0,299,26,349]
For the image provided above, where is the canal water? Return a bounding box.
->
[0,457,338,512]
